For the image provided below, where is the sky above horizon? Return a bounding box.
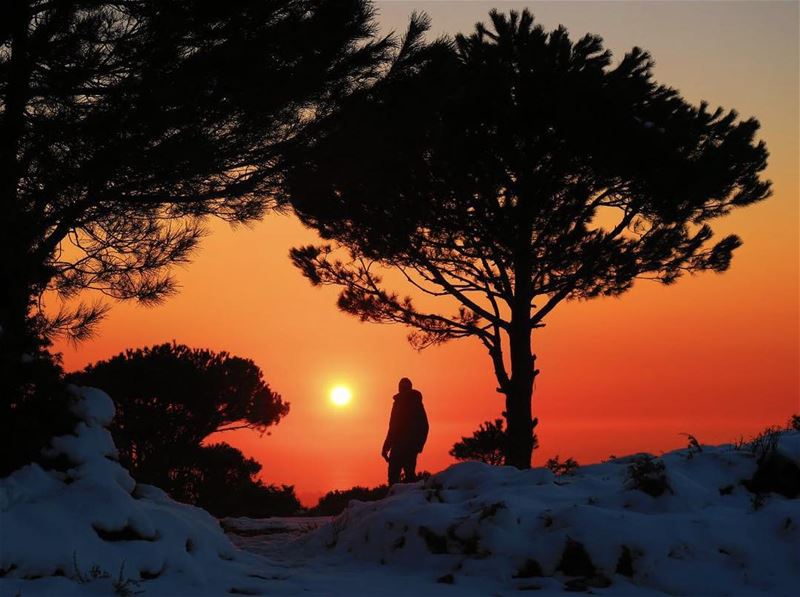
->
[53,1,799,506]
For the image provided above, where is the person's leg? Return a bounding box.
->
[402,452,418,482]
[388,455,402,485]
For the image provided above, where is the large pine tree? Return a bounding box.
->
[284,11,771,468]
[1,0,390,471]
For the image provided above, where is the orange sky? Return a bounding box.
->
[53,1,799,506]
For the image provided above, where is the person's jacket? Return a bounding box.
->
[383,389,429,455]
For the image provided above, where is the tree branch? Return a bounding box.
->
[416,254,507,328]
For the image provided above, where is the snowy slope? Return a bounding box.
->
[293,434,800,596]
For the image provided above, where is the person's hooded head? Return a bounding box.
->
[398,377,412,393]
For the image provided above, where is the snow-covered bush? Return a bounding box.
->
[0,386,272,596]
[625,454,671,497]
[748,426,782,462]
[743,425,800,500]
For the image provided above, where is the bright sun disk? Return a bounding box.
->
[330,385,352,407]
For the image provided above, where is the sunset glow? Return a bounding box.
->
[50,1,798,507]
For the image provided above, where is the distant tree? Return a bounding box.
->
[310,484,389,516]
[450,418,538,466]
[68,343,294,515]
[1,0,391,466]
[284,10,771,469]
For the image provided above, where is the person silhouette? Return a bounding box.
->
[381,377,429,485]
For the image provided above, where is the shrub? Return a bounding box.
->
[625,455,671,497]
[309,485,389,516]
[743,426,800,499]
[545,455,579,476]
[748,426,781,463]
[680,433,703,459]
[450,418,538,466]
[182,444,301,517]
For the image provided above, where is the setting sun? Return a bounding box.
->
[330,385,352,407]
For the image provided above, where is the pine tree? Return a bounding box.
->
[284,10,771,468]
[1,0,390,468]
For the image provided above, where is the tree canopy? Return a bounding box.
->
[284,10,771,468]
[1,0,390,467]
[70,342,288,464]
[1,0,389,340]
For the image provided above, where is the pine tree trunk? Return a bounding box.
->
[1,3,34,404]
[503,320,536,469]
[0,277,37,401]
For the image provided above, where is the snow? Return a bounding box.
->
[285,437,800,596]
[1,386,798,596]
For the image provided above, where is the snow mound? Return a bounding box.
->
[301,435,800,595]
[0,386,272,596]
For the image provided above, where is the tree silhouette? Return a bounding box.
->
[69,343,287,474]
[68,343,293,515]
[0,0,391,436]
[450,418,538,466]
[285,11,771,468]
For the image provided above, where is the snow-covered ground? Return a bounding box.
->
[2,386,798,596]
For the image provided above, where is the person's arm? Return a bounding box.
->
[417,401,429,453]
[382,401,398,460]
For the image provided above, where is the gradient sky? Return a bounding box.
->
[53,1,799,506]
